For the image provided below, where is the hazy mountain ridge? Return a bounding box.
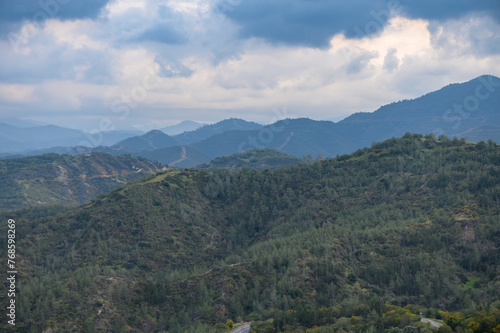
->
[339,74,500,142]
[160,120,205,135]
[2,75,499,168]
[141,75,500,167]
[112,129,179,152]
[183,75,500,164]
[172,118,263,145]
[0,123,143,154]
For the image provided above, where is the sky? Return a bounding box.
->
[0,0,499,131]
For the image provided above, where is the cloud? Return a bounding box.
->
[155,55,193,78]
[116,3,188,45]
[347,51,378,74]
[138,22,186,44]
[400,0,500,23]
[383,48,399,72]
[0,0,500,131]
[0,19,112,84]
[0,0,109,22]
[428,15,500,57]
[222,0,388,48]
[222,0,500,48]
[0,0,110,34]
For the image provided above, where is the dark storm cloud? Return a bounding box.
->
[400,0,500,23]
[223,0,500,48]
[0,0,110,34]
[223,0,388,48]
[0,0,109,22]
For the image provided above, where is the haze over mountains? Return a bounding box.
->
[160,120,205,136]
[0,123,144,155]
[1,75,499,168]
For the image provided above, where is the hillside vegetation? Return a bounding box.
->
[0,153,166,212]
[198,148,302,170]
[1,134,499,332]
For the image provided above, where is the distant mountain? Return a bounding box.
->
[0,117,46,128]
[112,130,179,152]
[190,118,352,160]
[173,118,263,145]
[0,153,166,212]
[0,123,142,154]
[0,146,119,159]
[198,148,302,170]
[338,74,500,145]
[5,76,498,164]
[0,124,85,153]
[188,75,500,161]
[160,120,204,136]
[136,145,212,168]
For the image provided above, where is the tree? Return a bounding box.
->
[437,324,452,333]
[226,319,234,329]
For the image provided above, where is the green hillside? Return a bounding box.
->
[1,134,499,332]
[0,153,166,212]
[198,148,302,170]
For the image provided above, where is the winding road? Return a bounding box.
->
[421,318,443,328]
[168,146,187,167]
[232,324,250,333]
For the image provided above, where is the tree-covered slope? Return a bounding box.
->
[0,153,166,212]
[198,148,302,170]
[1,135,499,332]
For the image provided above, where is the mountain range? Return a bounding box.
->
[183,74,500,163]
[1,75,499,169]
[0,123,143,155]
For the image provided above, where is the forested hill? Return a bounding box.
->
[2,135,499,332]
[198,148,302,170]
[0,153,166,212]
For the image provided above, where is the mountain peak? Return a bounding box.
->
[160,120,204,136]
[173,118,263,145]
[144,129,168,137]
[113,130,178,151]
